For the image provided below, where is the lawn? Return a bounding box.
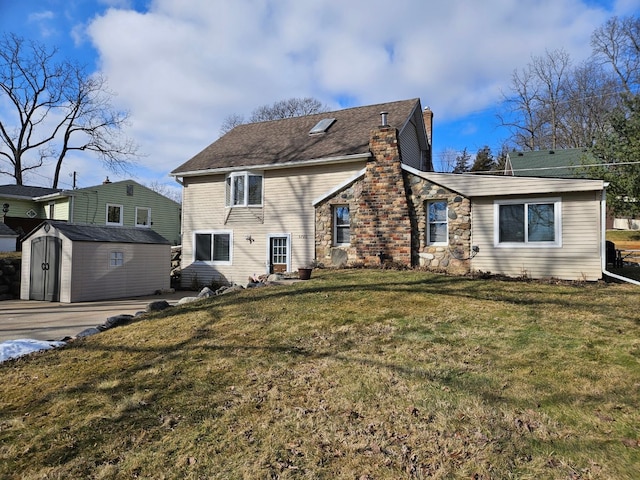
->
[1,269,639,479]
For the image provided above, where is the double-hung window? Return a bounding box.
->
[106,204,123,226]
[194,231,232,264]
[334,206,350,246]
[427,200,448,245]
[225,172,263,207]
[495,198,561,247]
[135,207,151,227]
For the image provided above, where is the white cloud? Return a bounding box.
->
[26,0,640,187]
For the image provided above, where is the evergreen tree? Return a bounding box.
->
[452,148,471,173]
[591,93,640,218]
[470,146,496,172]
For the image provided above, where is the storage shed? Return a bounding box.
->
[21,221,171,303]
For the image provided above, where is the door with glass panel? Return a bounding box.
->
[269,236,289,273]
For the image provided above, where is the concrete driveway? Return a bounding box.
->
[0,291,195,343]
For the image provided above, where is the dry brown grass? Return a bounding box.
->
[1,269,639,479]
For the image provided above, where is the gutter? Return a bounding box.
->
[601,184,640,285]
[170,153,371,179]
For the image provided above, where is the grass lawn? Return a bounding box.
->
[1,269,639,479]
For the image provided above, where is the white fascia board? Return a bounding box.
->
[33,191,74,201]
[170,153,371,179]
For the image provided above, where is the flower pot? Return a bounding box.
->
[298,268,312,280]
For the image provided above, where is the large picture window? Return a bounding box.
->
[225,172,263,207]
[194,231,232,263]
[495,198,561,247]
[334,206,350,246]
[427,200,448,245]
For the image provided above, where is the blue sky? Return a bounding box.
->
[0,0,638,193]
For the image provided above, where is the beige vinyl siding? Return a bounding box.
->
[49,198,70,220]
[415,171,605,197]
[470,191,603,281]
[69,242,170,302]
[181,161,365,286]
[71,180,181,245]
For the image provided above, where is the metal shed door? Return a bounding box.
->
[30,236,61,301]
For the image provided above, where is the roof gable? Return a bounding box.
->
[172,98,421,175]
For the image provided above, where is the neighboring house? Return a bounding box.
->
[171,98,607,284]
[0,222,18,252]
[504,148,597,178]
[21,221,170,303]
[0,179,181,245]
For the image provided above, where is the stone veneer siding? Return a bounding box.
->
[406,174,471,275]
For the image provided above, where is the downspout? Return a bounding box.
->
[601,184,640,285]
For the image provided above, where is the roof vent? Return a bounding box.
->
[380,111,389,127]
[309,118,336,135]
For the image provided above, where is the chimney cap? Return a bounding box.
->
[380,111,389,127]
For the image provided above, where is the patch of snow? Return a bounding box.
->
[0,339,66,363]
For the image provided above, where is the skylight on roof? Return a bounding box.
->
[309,118,336,134]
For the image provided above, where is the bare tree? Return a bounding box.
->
[436,148,459,172]
[591,15,640,94]
[0,33,138,187]
[499,44,624,151]
[220,97,329,135]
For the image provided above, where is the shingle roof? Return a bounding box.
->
[171,98,421,175]
[34,221,170,245]
[508,148,597,178]
[0,222,17,236]
[0,184,62,198]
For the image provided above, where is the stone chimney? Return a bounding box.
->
[354,125,412,267]
[422,107,434,171]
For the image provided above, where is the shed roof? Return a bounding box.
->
[0,222,17,237]
[26,221,170,245]
[405,167,605,197]
[171,98,421,176]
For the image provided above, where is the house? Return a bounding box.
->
[171,98,607,284]
[504,148,597,178]
[0,222,18,252]
[21,220,170,303]
[0,179,181,245]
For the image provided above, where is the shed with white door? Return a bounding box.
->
[21,220,171,303]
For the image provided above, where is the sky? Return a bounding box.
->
[0,0,638,196]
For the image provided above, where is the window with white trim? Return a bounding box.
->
[225,172,263,207]
[495,198,561,247]
[194,231,232,264]
[427,200,448,245]
[334,206,350,246]
[109,251,124,267]
[135,207,151,227]
[106,204,123,226]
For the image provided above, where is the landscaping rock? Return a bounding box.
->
[177,296,201,305]
[146,300,171,312]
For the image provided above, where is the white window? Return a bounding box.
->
[106,204,123,226]
[334,206,350,246]
[427,201,448,245]
[194,231,232,264]
[495,198,562,247]
[135,207,151,227]
[109,251,124,267]
[225,172,263,207]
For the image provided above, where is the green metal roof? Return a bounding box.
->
[507,148,597,178]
